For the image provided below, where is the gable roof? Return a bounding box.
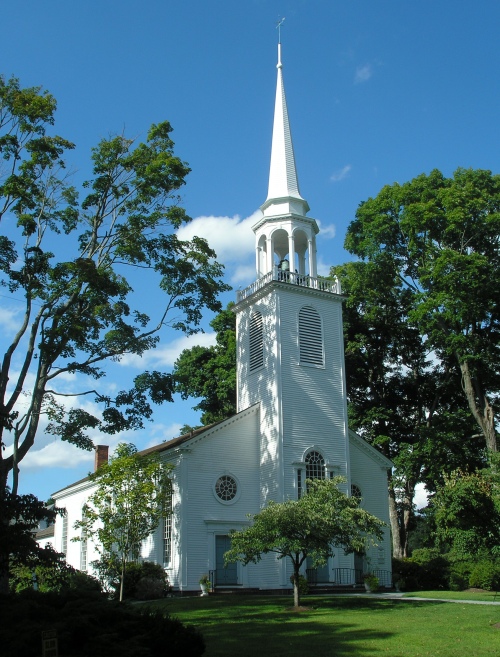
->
[52,405,259,497]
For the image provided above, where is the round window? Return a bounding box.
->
[215,475,238,502]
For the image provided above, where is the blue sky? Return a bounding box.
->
[1,1,499,502]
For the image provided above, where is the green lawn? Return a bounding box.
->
[147,594,500,657]
[404,590,499,603]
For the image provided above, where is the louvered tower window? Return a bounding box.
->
[249,311,264,371]
[298,306,324,366]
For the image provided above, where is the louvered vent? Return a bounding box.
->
[249,311,264,371]
[299,305,323,366]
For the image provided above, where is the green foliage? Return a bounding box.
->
[332,254,484,556]
[173,303,236,424]
[10,554,101,594]
[0,75,229,499]
[362,573,380,591]
[226,478,385,606]
[392,550,449,591]
[468,560,500,591]
[447,560,475,591]
[432,470,500,559]
[75,443,172,601]
[95,560,169,600]
[344,168,500,453]
[0,590,205,657]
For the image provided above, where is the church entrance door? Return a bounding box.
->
[215,535,238,585]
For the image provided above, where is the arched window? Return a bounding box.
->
[298,306,323,366]
[249,311,264,371]
[351,484,362,501]
[305,451,325,481]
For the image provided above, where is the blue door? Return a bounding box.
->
[215,535,238,585]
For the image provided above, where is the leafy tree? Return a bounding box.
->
[0,489,62,590]
[0,74,229,498]
[74,442,172,601]
[432,469,500,560]
[333,259,484,557]
[345,168,500,453]
[225,478,385,607]
[173,303,236,424]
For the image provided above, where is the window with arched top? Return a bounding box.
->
[351,484,362,503]
[298,306,324,366]
[297,450,326,498]
[249,311,264,371]
[305,451,325,481]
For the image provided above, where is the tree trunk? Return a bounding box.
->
[120,557,126,602]
[459,359,498,452]
[388,485,404,559]
[292,563,301,608]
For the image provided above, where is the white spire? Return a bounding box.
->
[260,43,309,218]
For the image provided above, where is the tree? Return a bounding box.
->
[75,442,172,601]
[0,74,229,497]
[173,303,236,425]
[345,168,500,453]
[0,489,63,590]
[333,259,485,557]
[224,478,385,607]
[432,469,500,560]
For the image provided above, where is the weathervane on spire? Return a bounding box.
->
[276,17,285,43]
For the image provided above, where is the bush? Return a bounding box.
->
[10,550,102,595]
[95,560,169,600]
[392,551,448,591]
[0,590,205,657]
[447,560,474,591]
[469,560,500,591]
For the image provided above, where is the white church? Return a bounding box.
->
[47,43,393,592]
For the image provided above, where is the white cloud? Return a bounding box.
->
[330,165,352,182]
[177,211,260,265]
[355,64,372,84]
[145,422,185,448]
[0,306,21,333]
[316,220,336,239]
[119,332,217,369]
[22,440,94,470]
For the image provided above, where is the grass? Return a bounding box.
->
[404,590,499,603]
[146,593,500,657]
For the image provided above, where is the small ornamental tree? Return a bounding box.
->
[224,478,385,607]
[74,442,172,601]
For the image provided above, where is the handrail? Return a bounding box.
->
[237,267,341,302]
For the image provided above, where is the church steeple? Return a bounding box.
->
[252,41,319,281]
[261,43,310,218]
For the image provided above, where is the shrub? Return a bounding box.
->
[447,560,474,591]
[469,560,500,591]
[0,590,205,657]
[10,557,102,595]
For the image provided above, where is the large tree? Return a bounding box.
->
[0,75,229,496]
[172,303,236,426]
[75,442,172,602]
[345,168,500,453]
[334,259,484,557]
[225,478,385,608]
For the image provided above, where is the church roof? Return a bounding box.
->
[260,42,309,218]
[51,407,259,497]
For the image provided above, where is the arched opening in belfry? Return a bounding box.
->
[257,235,267,278]
[293,229,308,275]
